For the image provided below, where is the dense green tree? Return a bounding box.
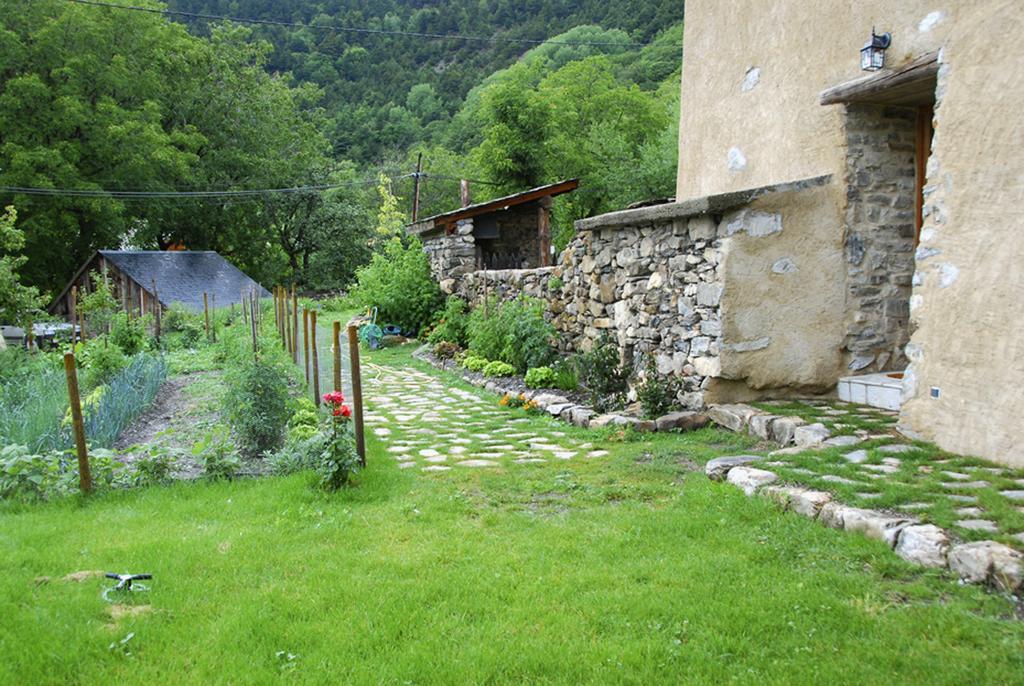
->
[0,206,44,328]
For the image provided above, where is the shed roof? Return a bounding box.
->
[50,251,269,314]
[408,179,579,236]
[102,251,269,312]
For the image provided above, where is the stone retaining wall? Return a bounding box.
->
[439,212,725,410]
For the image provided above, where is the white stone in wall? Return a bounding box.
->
[727,146,747,172]
[918,11,944,32]
[771,257,798,274]
[937,263,959,288]
[721,209,782,238]
[741,66,760,92]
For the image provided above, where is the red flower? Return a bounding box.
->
[322,391,345,405]
[340,404,351,418]
[332,407,342,417]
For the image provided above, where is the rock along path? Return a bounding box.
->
[362,363,607,472]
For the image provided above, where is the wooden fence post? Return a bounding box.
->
[63,352,92,493]
[333,320,342,392]
[203,292,210,341]
[70,286,78,342]
[211,294,216,343]
[303,308,310,383]
[151,279,161,345]
[310,310,320,406]
[291,287,299,364]
[347,324,366,466]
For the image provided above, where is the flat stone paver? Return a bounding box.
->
[363,363,598,473]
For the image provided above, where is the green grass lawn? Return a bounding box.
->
[3,347,1023,684]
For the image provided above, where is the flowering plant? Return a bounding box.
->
[317,391,359,490]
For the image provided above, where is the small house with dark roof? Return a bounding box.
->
[408,179,578,275]
[49,250,270,319]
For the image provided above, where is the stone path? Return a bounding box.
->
[362,364,606,472]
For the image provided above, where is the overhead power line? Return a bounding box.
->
[0,177,394,201]
[65,0,648,47]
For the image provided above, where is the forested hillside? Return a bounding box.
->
[0,0,683,298]
[168,0,683,163]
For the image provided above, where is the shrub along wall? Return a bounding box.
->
[429,206,727,411]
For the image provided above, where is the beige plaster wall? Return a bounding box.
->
[714,184,846,397]
[676,1,955,201]
[900,3,1024,467]
[677,0,1024,465]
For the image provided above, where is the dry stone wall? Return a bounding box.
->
[842,104,918,373]
[428,207,726,411]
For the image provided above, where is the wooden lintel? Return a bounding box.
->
[820,51,939,106]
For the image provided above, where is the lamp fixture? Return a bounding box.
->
[861,28,892,72]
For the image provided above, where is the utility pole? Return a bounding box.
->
[411,152,423,222]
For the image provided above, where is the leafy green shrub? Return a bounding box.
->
[348,236,443,336]
[462,355,489,372]
[192,428,241,480]
[578,335,629,412]
[524,366,556,388]
[110,312,150,355]
[635,358,683,419]
[432,341,460,359]
[548,276,564,291]
[129,444,177,486]
[77,338,127,388]
[483,360,515,377]
[225,358,290,458]
[269,432,328,475]
[426,296,469,346]
[0,444,126,501]
[466,296,556,373]
[163,304,204,347]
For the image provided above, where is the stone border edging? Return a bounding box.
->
[412,345,710,433]
[706,456,1023,595]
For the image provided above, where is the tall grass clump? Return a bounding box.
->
[76,354,168,448]
[0,350,67,452]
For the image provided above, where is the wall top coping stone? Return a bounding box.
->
[573,174,832,233]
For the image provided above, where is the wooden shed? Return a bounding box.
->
[49,250,270,320]
[408,179,579,270]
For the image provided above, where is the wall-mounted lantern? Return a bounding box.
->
[861,28,892,71]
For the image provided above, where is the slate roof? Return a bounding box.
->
[98,250,269,312]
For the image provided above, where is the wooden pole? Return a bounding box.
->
[70,286,78,342]
[203,292,210,341]
[291,288,299,364]
[303,309,310,384]
[250,293,259,360]
[310,310,320,406]
[210,294,216,343]
[347,324,366,466]
[241,289,249,326]
[412,152,423,222]
[152,279,161,344]
[332,320,342,392]
[63,352,92,493]
[284,290,292,353]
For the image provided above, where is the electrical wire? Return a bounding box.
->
[0,175,396,201]
[64,0,650,47]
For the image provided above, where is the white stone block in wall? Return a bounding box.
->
[866,383,901,411]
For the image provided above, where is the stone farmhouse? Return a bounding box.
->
[416,2,1023,468]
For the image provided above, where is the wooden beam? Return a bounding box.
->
[820,52,939,106]
[538,197,552,267]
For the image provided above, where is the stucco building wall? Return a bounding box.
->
[899,5,1024,467]
[676,0,1024,466]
